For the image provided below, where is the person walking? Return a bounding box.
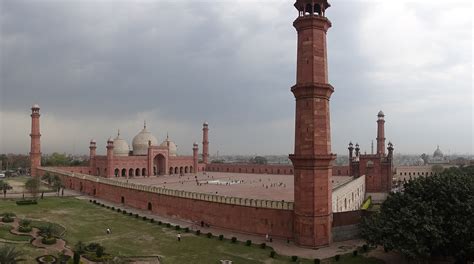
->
[177,233,181,242]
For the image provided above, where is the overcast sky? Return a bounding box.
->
[0,0,472,156]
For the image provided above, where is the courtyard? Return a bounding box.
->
[115,172,353,201]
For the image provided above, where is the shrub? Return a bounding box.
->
[117,208,121,212]
[206,232,212,238]
[175,225,181,231]
[362,244,368,252]
[245,240,251,246]
[101,204,105,207]
[166,223,171,228]
[150,219,155,223]
[231,237,237,243]
[353,250,358,257]
[111,207,115,210]
[89,200,92,203]
[158,221,162,225]
[16,200,37,205]
[219,235,224,241]
[184,227,189,233]
[195,230,201,236]
[18,226,32,233]
[142,216,147,221]
[334,254,340,261]
[1,216,13,223]
[128,212,132,216]
[270,251,276,258]
[85,243,100,252]
[95,245,105,258]
[106,206,110,209]
[291,256,298,262]
[19,219,31,227]
[260,242,266,249]
[41,236,57,245]
[122,211,126,215]
[135,214,139,218]
[314,259,321,264]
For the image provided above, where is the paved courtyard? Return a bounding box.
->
[116,172,352,201]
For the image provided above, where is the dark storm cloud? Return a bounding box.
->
[1,0,472,155]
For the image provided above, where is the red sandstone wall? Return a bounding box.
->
[206,163,294,175]
[60,173,294,239]
[50,166,91,174]
[332,166,350,176]
[332,210,361,227]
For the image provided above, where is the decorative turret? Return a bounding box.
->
[355,143,360,158]
[89,139,97,169]
[387,142,394,158]
[106,137,114,178]
[193,142,199,173]
[30,104,41,177]
[348,142,354,160]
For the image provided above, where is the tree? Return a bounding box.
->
[0,180,12,198]
[431,164,444,174]
[361,166,474,263]
[0,245,24,264]
[42,173,62,195]
[24,178,40,198]
[250,156,268,165]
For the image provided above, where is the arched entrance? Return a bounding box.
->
[153,154,166,176]
[129,168,134,177]
[135,168,140,176]
[169,167,173,175]
[174,167,178,174]
[142,168,146,176]
[121,168,126,177]
[114,168,119,177]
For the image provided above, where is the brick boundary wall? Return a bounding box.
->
[38,167,295,239]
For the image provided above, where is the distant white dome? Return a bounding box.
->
[113,131,129,156]
[433,145,443,158]
[160,135,177,156]
[132,124,158,155]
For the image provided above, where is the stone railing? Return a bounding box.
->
[39,167,294,210]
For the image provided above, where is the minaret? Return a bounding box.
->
[106,138,114,178]
[348,142,354,176]
[202,122,209,164]
[89,139,97,174]
[30,104,41,177]
[376,111,385,155]
[288,0,335,248]
[193,142,199,173]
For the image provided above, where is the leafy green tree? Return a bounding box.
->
[250,156,268,164]
[361,166,474,263]
[24,178,40,198]
[431,164,444,174]
[42,173,62,195]
[0,180,12,198]
[0,245,24,263]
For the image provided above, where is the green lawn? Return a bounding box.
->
[0,197,383,264]
[0,225,31,242]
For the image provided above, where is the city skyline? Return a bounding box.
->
[1,0,472,156]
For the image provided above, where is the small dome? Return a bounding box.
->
[433,145,443,158]
[160,135,178,156]
[377,110,384,117]
[113,131,129,156]
[203,121,208,126]
[132,124,158,155]
[32,104,40,109]
[90,139,96,144]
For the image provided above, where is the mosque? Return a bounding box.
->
[87,121,209,178]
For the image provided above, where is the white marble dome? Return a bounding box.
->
[132,124,158,155]
[113,131,130,156]
[160,135,177,156]
[433,145,443,158]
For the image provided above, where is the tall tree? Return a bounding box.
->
[24,178,40,198]
[361,166,474,263]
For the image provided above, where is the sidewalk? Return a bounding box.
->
[73,191,363,259]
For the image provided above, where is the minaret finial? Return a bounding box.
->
[144,120,146,129]
[117,129,120,137]
[166,132,169,140]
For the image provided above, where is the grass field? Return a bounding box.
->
[0,197,384,264]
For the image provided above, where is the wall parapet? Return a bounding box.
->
[39,167,294,210]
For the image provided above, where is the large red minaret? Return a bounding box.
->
[289,0,335,248]
[376,111,385,155]
[30,104,41,177]
[202,122,209,164]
